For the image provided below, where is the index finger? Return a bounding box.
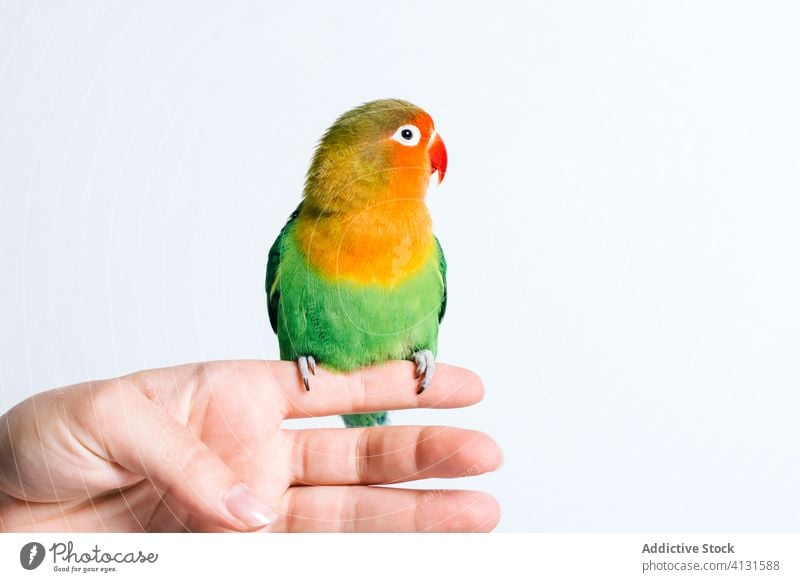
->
[262,360,484,419]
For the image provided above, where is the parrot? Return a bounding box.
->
[265,98,448,427]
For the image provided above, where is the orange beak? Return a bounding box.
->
[428,133,447,184]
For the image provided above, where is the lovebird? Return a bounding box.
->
[266,99,448,427]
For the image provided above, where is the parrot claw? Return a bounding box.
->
[298,355,316,391]
[412,349,435,395]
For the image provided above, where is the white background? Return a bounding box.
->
[1,1,799,532]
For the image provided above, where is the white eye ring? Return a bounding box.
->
[391,124,421,146]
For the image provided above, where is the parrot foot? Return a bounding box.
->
[297,355,316,391]
[412,349,435,395]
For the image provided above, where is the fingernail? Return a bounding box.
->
[224,483,279,528]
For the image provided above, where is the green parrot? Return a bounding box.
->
[266,98,448,427]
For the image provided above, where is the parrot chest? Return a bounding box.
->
[276,227,442,371]
[293,200,434,286]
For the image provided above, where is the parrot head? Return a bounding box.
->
[304,99,447,210]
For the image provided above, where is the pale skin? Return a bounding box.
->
[0,360,501,532]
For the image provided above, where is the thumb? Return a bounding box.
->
[96,383,277,531]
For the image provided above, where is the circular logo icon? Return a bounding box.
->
[19,542,45,570]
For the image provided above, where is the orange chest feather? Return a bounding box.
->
[293,200,434,286]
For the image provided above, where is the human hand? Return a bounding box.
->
[0,360,501,532]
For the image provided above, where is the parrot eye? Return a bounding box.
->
[391,124,421,147]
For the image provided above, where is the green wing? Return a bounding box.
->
[435,236,447,323]
[266,205,302,334]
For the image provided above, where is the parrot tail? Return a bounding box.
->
[341,412,389,428]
